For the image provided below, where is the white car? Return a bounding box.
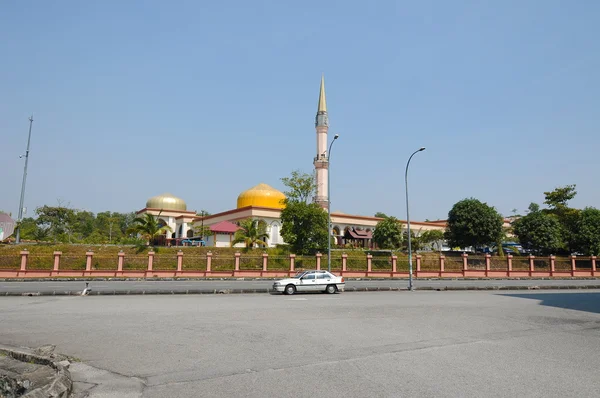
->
[272,270,345,295]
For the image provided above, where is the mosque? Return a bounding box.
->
[136,77,445,248]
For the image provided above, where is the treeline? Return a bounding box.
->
[444,185,600,256]
[15,205,141,244]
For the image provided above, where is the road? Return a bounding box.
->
[1,278,600,295]
[1,291,600,397]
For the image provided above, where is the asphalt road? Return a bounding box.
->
[1,291,600,397]
[1,278,600,295]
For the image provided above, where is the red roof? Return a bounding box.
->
[345,228,373,239]
[210,221,241,234]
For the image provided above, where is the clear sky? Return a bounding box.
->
[1,0,599,222]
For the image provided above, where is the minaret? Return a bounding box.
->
[313,75,329,208]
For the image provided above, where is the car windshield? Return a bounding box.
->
[292,271,308,279]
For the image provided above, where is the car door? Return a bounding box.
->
[298,272,317,292]
[315,272,330,292]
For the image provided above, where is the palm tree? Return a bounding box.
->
[231,218,269,249]
[126,212,173,248]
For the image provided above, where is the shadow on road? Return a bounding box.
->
[501,292,600,314]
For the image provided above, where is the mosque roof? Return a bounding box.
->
[210,221,241,233]
[146,193,187,211]
[237,183,286,209]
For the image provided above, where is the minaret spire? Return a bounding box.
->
[314,75,330,208]
[315,75,329,127]
[318,74,327,113]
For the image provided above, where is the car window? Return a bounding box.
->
[303,273,316,280]
[317,273,329,279]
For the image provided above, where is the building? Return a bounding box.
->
[136,77,446,247]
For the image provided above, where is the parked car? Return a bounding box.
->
[272,270,345,295]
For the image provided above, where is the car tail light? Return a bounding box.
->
[341,277,344,282]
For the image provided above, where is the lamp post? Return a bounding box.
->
[15,115,34,244]
[405,146,425,290]
[327,134,339,272]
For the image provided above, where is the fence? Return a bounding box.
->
[0,250,597,279]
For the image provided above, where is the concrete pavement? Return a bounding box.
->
[1,291,600,397]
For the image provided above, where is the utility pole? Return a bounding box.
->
[15,115,34,244]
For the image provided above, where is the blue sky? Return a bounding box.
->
[1,0,599,222]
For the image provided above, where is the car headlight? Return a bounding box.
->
[273,282,281,285]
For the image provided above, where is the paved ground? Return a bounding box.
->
[1,291,600,397]
[2,278,600,295]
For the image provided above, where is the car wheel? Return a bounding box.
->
[285,284,296,295]
[326,284,337,294]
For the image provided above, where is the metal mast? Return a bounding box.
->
[15,115,34,244]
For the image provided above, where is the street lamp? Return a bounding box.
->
[327,133,339,272]
[15,115,34,244]
[405,146,425,291]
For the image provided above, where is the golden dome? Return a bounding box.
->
[237,183,286,209]
[146,193,187,211]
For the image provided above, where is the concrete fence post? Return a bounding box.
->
[391,255,397,273]
[86,251,94,272]
[206,252,212,272]
[341,253,347,272]
[528,255,535,275]
[316,252,322,270]
[507,254,513,273]
[234,252,241,271]
[117,251,125,272]
[485,254,491,276]
[367,254,373,273]
[53,251,62,272]
[177,250,183,272]
[262,253,268,272]
[439,255,445,273]
[591,256,597,276]
[570,255,577,276]
[549,255,555,275]
[20,250,28,271]
[147,251,154,272]
[289,254,295,272]
[416,255,422,272]
[461,253,468,271]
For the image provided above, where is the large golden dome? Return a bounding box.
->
[237,183,286,209]
[146,193,187,211]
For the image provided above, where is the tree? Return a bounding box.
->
[231,218,269,249]
[280,170,316,203]
[574,207,600,255]
[444,198,503,249]
[280,201,328,254]
[542,185,579,253]
[374,212,388,218]
[527,203,540,214]
[544,185,577,209]
[15,217,39,241]
[195,210,211,240]
[35,205,76,243]
[372,216,403,249]
[279,170,329,254]
[126,212,173,248]
[419,229,445,251]
[512,211,562,255]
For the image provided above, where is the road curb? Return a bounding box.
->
[3,285,600,296]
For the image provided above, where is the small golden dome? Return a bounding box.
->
[146,193,187,211]
[237,183,286,209]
